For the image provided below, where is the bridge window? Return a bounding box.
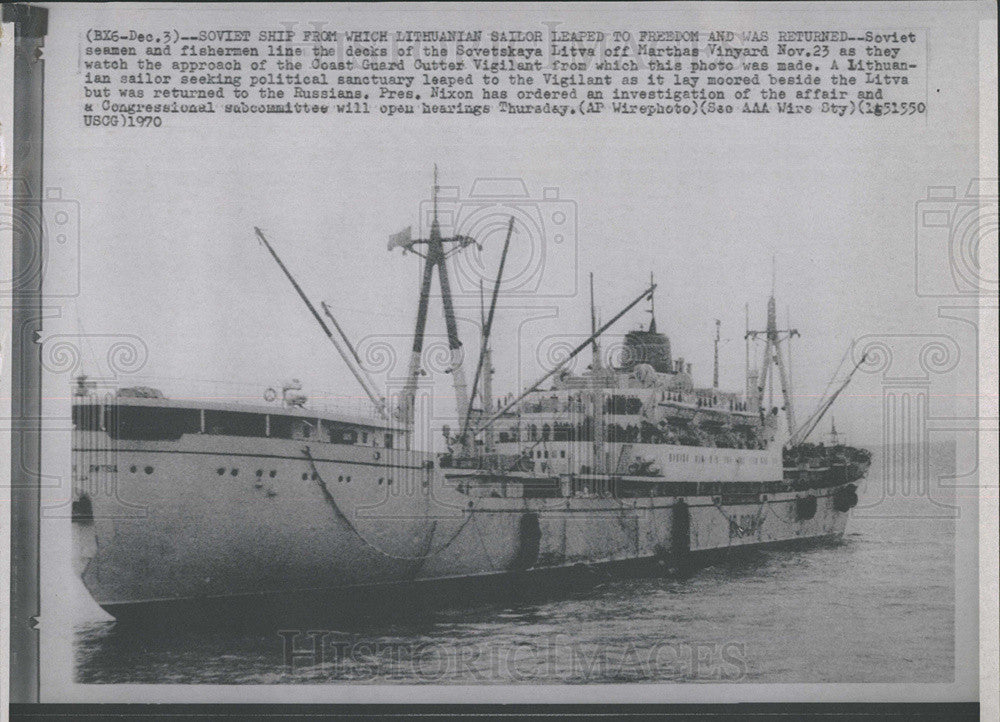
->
[270,415,318,440]
[204,410,266,438]
[102,405,201,440]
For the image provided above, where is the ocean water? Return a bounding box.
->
[74,444,958,684]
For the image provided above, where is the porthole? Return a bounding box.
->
[256,469,263,477]
[269,470,277,478]
[130,465,137,473]
[387,478,393,486]
[231,468,238,476]
[144,466,153,475]
[338,475,344,482]
[217,468,225,475]
[346,476,351,483]
[378,478,383,485]
[302,473,308,480]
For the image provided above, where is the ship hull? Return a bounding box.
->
[92,534,845,625]
[73,430,856,621]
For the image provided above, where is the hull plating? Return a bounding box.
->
[73,431,851,612]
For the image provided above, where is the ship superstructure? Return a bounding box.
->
[482,290,780,485]
[72,172,870,619]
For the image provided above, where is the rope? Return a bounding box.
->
[302,446,476,561]
[613,497,639,550]
[468,507,499,572]
[764,497,800,526]
[712,497,766,537]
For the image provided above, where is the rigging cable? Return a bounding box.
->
[302,446,475,560]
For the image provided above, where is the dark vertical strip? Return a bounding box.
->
[435,252,462,352]
[410,253,435,354]
[4,3,48,703]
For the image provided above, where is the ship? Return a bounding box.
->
[72,174,871,621]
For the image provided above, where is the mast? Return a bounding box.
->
[744,302,750,402]
[588,272,604,470]
[768,348,774,410]
[389,167,479,432]
[713,319,721,389]
[648,272,657,332]
[787,305,794,409]
[768,258,776,409]
[589,273,602,473]
[252,227,388,419]
[747,262,799,436]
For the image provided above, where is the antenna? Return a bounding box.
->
[713,319,721,389]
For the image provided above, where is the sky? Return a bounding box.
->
[39,2,985,449]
